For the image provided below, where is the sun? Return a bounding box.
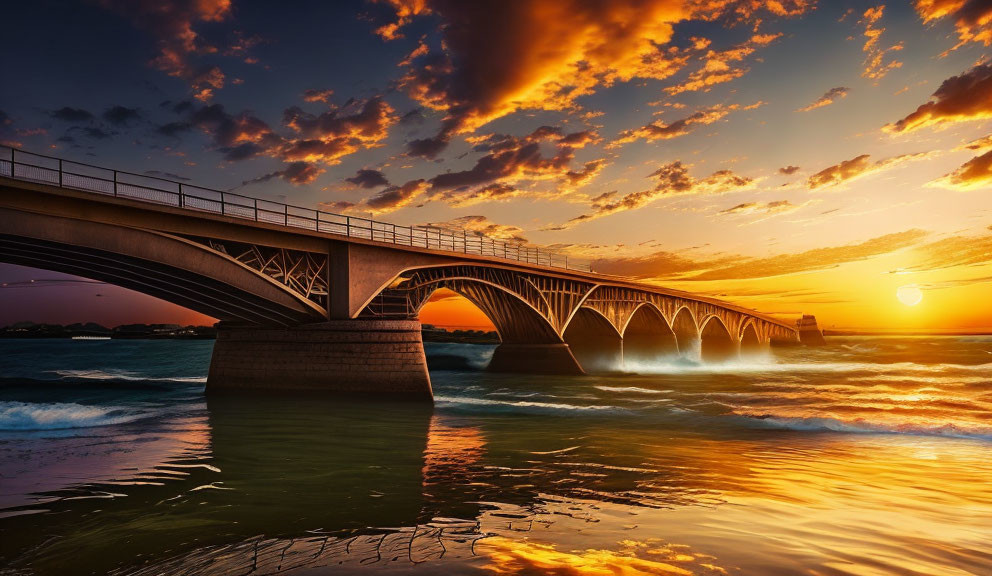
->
[896,285,923,307]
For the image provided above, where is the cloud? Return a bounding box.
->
[610,102,761,147]
[778,165,800,174]
[595,229,929,281]
[102,106,143,125]
[346,168,391,189]
[302,89,334,103]
[885,64,992,133]
[550,161,756,229]
[241,161,326,186]
[899,231,992,272]
[163,96,398,184]
[98,0,233,101]
[426,126,605,206]
[859,6,903,80]
[717,200,799,216]
[927,149,992,191]
[806,152,928,189]
[665,32,783,95]
[797,87,849,112]
[915,0,992,54]
[379,1,810,156]
[425,215,528,242]
[365,179,428,212]
[50,107,94,122]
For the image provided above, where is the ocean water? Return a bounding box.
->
[0,336,990,575]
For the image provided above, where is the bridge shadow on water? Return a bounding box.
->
[0,386,750,575]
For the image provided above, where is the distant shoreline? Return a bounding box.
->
[823,330,992,336]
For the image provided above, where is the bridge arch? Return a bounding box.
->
[671,306,700,358]
[739,320,763,356]
[562,307,623,372]
[622,302,678,366]
[0,209,323,326]
[700,315,738,362]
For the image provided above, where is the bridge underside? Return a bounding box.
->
[0,179,800,398]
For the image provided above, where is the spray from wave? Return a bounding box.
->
[0,401,150,431]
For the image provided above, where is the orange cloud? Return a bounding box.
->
[665,32,783,95]
[425,215,528,242]
[928,148,992,191]
[796,86,849,112]
[550,162,756,229]
[859,5,903,81]
[885,64,992,133]
[806,152,929,189]
[610,102,762,147]
[378,1,812,157]
[915,0,992,54]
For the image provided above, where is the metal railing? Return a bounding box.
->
[0,146,591,272]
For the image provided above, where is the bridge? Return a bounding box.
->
[0,147,800,399]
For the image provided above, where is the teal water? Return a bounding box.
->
[0,337,991,575]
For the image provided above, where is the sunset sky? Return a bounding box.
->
[1,0,991,331]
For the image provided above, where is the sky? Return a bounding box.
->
[1,0,991,331]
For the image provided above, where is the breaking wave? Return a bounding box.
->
[0,401,151,431]
[739,413,992,441]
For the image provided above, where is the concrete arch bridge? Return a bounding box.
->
[0,148,799,399]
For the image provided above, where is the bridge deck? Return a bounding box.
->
[0,146,796,332]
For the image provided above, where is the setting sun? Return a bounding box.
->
[897,285,923,307]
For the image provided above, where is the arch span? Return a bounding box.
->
[671,307,700,358]
[700,316,738,362]
[563,307,623,372]
[740,321,763,356]
[622,303,678,367]
[0,209,323,326]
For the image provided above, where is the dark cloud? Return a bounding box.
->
[426,215,528,242]
[302,89,334,103]
[97,0,233,101]
[885,64,992,133]
[346,169,391,189]
[102,106,143,125]
[145,170,190,181]
[242,161,326,186]
[778,165,800,174]
[426,126,603,205]
[797,87,849,112]
[51,107,94,122]
[718,200,797,216]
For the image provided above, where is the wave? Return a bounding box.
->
[594,386,671,395]
[739,413,992,441]
[434,395,622,413]
[0,401,151,431]
[620,358,992,375]
[49,369,207,384]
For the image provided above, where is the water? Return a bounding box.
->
[0,336,990,575]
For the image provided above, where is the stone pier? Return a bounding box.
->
[206,319,433,399]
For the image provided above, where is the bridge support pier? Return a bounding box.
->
[487,343,585,375]
[206,319,432,400]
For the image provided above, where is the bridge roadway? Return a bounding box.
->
[0,148,800,399]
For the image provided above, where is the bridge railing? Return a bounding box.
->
[0,147,591,272]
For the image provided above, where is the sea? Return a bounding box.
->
[0,336,990,575]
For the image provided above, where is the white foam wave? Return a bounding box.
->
[434,395,620,412]
[594,386,671,394]
[621,359,992,376]
[741,413,992,441]
[0,401,149,431]
[49,369,207,383]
